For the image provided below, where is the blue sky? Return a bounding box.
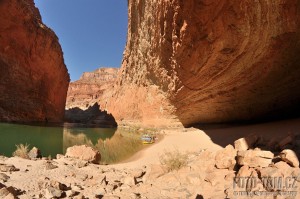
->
[34,0,128,81]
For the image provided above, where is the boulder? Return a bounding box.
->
[215,145,236,170]
[204,169,230,187]
[0,164,19,172]
[191,150,216,172]
[4,193,15,199]
[236,165,256,177]
[71,184,84,192]
[237,150,274,168]
[5,187,21,198]
[234,135,259,151]
[235,166,258,192]
[224,172,235,182]
[143,165,165,183]
[0,156,7,162]
[258,167,284,191]
[0,187,10,198]
[44,187,63,199]
[0,186,20,199]
[185,173,202,185]
[56,154,64,159]
[291,169,300,182]
[44,161,58,170]
[65,190,79,198]
[123,176,136,187]
[274,161,294,177]
[28,147,42,159]
[75,174,88,181]
[131,169,145,184]
[76,160,88,168]
[42,180,69,191]
[131,169,145,179]
[156,173,181,187]
[279,149,299,168]
[65,145,101,164]
[0,173,10,182]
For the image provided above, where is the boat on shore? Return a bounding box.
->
[141,134,155,144]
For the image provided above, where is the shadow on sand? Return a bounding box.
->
[193,118,300,148]
[192,118,300,165]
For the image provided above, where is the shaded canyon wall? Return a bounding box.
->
[106,0,300,127]
[65,68,118,127]
[0,0,70,122]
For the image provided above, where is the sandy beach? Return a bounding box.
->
[1,118,300,198]
[117,118,300,168]
[116,128,222,168]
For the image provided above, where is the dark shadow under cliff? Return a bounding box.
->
[64,103,117,128]
[193,118,300,162]
[194,118,300,148]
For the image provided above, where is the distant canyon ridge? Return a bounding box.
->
[66,68,118,110]
[1,0,300,127]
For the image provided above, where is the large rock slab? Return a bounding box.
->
[105,0,300,127]
[279,149,299,168]
[0,0,69,122]
[215,145,236,170]
[237,150,274,168]
[65,145,101,164]
[235,165,258,192]
[234,135,259,151]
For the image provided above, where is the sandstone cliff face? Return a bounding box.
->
[0,0,69,122]
[107,0,300,127]
[66,68,118,110]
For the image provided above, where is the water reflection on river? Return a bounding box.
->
[0,123,144,164]
[63,128,144,164]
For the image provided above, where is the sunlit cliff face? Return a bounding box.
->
[106,0,300,127]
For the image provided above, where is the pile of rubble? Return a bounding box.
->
[0,134,299,198]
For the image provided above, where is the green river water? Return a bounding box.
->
[0,123,144,164]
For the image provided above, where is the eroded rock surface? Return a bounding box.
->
[65,145,101,164]
[66,68,118,110]
[0,0,69,122]
[107,0,300,127]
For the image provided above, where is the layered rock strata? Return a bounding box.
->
[0,0,69,122]
[107,0,300,127]
[66,68,118,110]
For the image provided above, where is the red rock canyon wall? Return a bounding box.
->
[0,0,70,122]
[107,0,300,127]
[66,68,118,110]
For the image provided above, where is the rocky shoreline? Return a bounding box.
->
[0,128,300,199]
